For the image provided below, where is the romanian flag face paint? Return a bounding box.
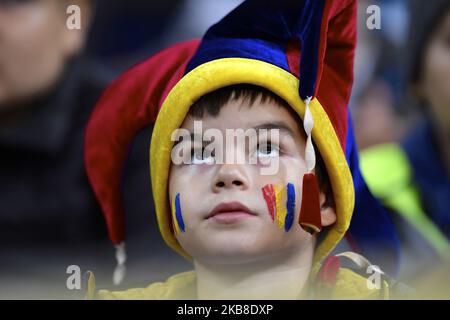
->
[275,185,288,229]
[285,183,296,231]
[262,184,276,222]
[171,193,185,234]
[262,183,296,232]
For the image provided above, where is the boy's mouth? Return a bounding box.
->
[206,201,257,223]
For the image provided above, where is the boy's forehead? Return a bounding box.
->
[181,98,302,135]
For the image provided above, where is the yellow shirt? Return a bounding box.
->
[87,268,389,300]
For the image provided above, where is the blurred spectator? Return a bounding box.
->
[353,80,408,150]
[0,0,245,299]
[0,0,121,298]
[359,0,450,290]
[0,0,92,109]
[351,0,413,149]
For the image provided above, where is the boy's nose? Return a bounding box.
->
[212,163,249,192]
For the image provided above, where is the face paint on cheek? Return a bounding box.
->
[171,193,185,234]
[275,185,287,229]
[261,183,296,232]
[284,183,296,232]
[262,184,276,222]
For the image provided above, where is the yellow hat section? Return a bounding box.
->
[150,58,354,270]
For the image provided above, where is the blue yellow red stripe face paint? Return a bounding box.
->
[285,183,296,232]
[171,193,185,234]
[261,183,296,232]
[275,185,287,229]
[262,184,276,222]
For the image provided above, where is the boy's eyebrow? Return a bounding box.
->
[251,122,296,138]
[173,122,296,147]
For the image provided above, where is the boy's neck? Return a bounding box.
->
[194,246,314,300]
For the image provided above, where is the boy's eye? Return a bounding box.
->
[255,142,280,158]
[191,148,215,165]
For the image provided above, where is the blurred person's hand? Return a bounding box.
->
[0,0,92,110]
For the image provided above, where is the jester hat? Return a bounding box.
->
[85,0,399,283]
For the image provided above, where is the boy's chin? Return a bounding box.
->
[196,251,270,266]
[191,241,284,265]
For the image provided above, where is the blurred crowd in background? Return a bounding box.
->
[0,0,449,299]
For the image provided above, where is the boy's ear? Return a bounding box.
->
[319,191,336,227]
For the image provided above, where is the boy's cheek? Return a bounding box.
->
[171,165,215,190]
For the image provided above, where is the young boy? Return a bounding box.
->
[84,0,399,299]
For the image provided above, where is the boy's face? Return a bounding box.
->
[168,96,336,265]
